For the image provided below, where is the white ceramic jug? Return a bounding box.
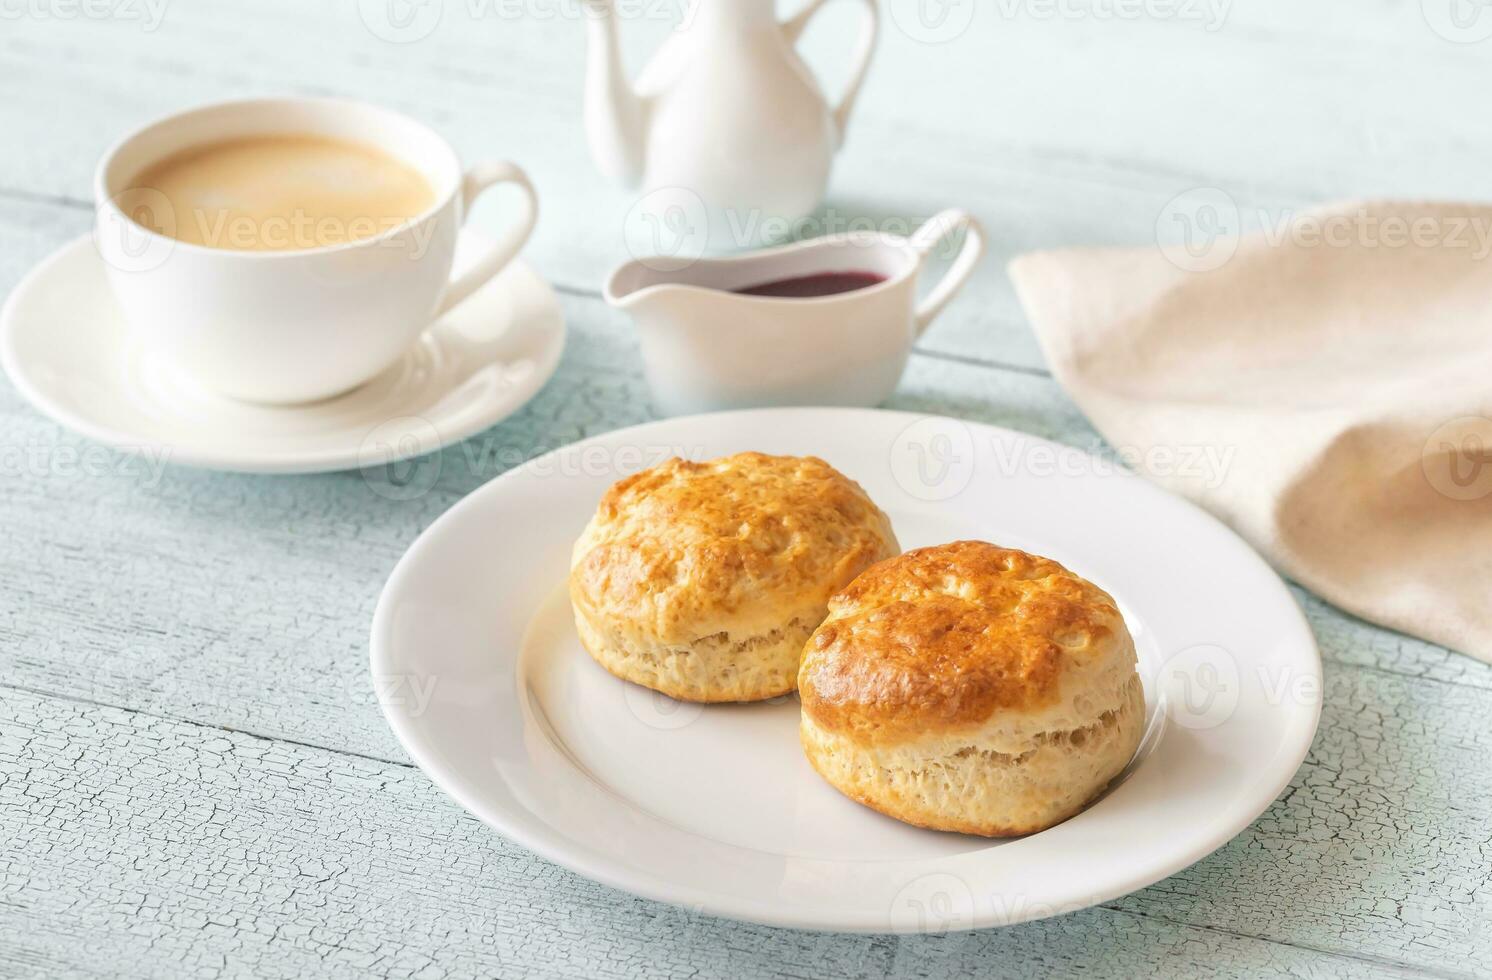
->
[604,210,986,415]
[584,0,879,249]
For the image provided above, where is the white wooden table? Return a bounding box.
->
[3,3,1490,977]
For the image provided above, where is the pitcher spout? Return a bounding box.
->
[603,259,689,311]
[583,0,647,188]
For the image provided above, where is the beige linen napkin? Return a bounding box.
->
[1010,200,1492,664]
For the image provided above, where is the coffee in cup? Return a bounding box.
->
[122,134,436,252]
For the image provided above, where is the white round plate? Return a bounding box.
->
[370,409,1320,933]
[0,231,564,474]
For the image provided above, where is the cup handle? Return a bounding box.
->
[910,209,986,338]
[782,0,879,145]
[433,160,539,319]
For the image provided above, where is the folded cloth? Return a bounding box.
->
[1010,200,1492,664]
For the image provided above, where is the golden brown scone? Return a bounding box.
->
[798,540,1144,836]
[570,453,899,702]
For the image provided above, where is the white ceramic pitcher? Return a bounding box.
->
[604,210,986,416]
[584,0,879,248]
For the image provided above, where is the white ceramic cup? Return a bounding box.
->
[604,210,985,416]
[93,96,538,404]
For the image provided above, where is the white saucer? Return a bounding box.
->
[370,409,1321,933]
[0,231,565,474]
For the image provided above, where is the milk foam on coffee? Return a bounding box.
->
[124,135,436,251]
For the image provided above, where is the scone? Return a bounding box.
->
[798,540,1144,836]
[570,453,899,702]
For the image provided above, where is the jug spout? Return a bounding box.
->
[583,0,646,188]
[603,259,689,312]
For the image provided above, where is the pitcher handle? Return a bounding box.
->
[782,0,880,146]
[910,210,986,338]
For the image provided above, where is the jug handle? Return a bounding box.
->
[910,210,986,338]
[781,0,880,145]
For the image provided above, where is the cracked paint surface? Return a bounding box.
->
[1,688,1472,980]
[2,10,1492,977]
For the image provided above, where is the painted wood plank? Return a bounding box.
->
[0,686,1455,980]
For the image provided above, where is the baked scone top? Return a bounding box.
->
[798,540,1126,744]
[571,453,899,643]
